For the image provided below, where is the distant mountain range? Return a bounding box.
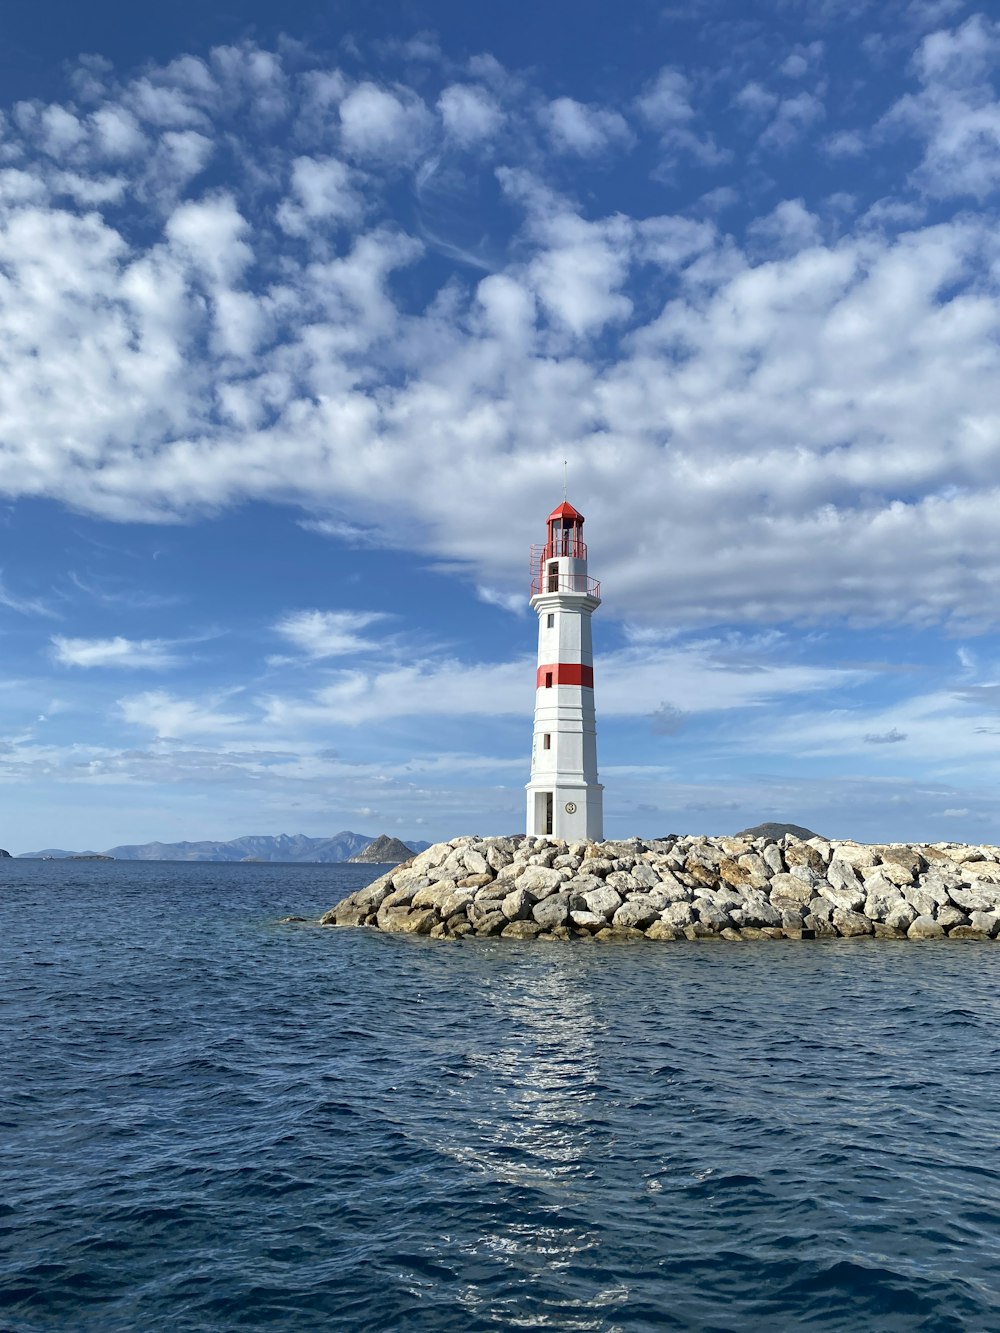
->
[17,832,431,863]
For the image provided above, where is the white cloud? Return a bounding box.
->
[118,689,247,737]
[274,609,387,658]
[734,82,778,117]
[635,67,726,165]
[276,156,364,234]
[0,40,998,639]
[437,85,504,146]
[165,193,251,284]
[257,637,863,729]
[758,92,825,150]
[748,199,823,253]
[541,97,632,156]
[885,14,1000,198]
[52,635,183,669]
[338,82,433,162]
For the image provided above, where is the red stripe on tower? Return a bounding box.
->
[536,663,595,689]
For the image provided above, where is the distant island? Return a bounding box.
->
[14,832,430,863]
[349,834,419,864]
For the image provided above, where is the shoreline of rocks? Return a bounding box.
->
[318,834,1000,942]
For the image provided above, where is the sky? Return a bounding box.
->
[2,0,1000,852]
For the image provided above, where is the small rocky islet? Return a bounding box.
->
[319,833,1000,942]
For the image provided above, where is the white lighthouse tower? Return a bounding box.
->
[525,501,603,841]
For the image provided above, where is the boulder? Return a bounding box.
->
[581,884,623,918]
[517,865,564,897]
[391,868,433,896]
[606,870,641,893]
[645,921,681,940]
[785,843,824,872]
[694,901,731,930]
[501,887,536,921]
[411,882,460,910]
[734,890,782,927]
[768,873,814,905]
[379,907,438,935]
[936,904,969,928]
[463,848,489,875]
[719,857,752,886]
[907,915,945,940]
[874,859,916,887]
[864,888,903,922]
[654,870,692,901]
[501,919,543,940]
[762,843,785,875]
[826,858,862,896]
[819,882,866,912]
[885,901,918,932]
[832,909,873,937]
[612,897,661,930]
[661,901,694,928]
[831,843,877,870]
[473,910,507,937]
[570,910,607,930]
[803,914,837,937]
[970,911,999,936]
[903,884,939,917]
[631,861,659,889]
[331,902,367,927]
[532,892,572,929]
[951,885,1000,913]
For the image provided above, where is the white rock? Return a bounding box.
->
[517,865,564,897]
[582,885,622,918]
[907,916,945,940]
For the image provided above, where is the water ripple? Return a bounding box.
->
[1,859,998,1331]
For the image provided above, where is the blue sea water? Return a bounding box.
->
[1,860,998,1333]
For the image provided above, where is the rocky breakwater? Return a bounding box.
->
[318,834,1000,942]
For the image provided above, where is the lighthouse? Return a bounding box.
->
[525,501,604,841]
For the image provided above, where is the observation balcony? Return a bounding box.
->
[530,544,600,599]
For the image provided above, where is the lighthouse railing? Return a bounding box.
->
[529,569,601,598]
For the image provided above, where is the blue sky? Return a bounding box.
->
[2,0,1000,852]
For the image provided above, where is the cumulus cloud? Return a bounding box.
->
[540,97,632,155]
[758,92,826,150]
[338,82,433,162]
[635,67,726,165]
[276,156,365,234]
[0,33,997,639]
[51,635,183,668]
[437,84,504,145]
[885,14,1000,197]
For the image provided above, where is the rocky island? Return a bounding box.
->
[348,834,420,864]
[319,832,1000,941]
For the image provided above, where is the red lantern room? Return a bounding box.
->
[544,501,586,560]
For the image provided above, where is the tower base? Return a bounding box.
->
[525,783,603,841]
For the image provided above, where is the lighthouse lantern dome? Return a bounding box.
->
[545,501,585,559]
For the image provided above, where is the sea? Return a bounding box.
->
[2,859,998,1333]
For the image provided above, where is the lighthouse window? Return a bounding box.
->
[546,614,554,628]
[543,733,551,749]
[545,671,553,688]
[547,562,559,592]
